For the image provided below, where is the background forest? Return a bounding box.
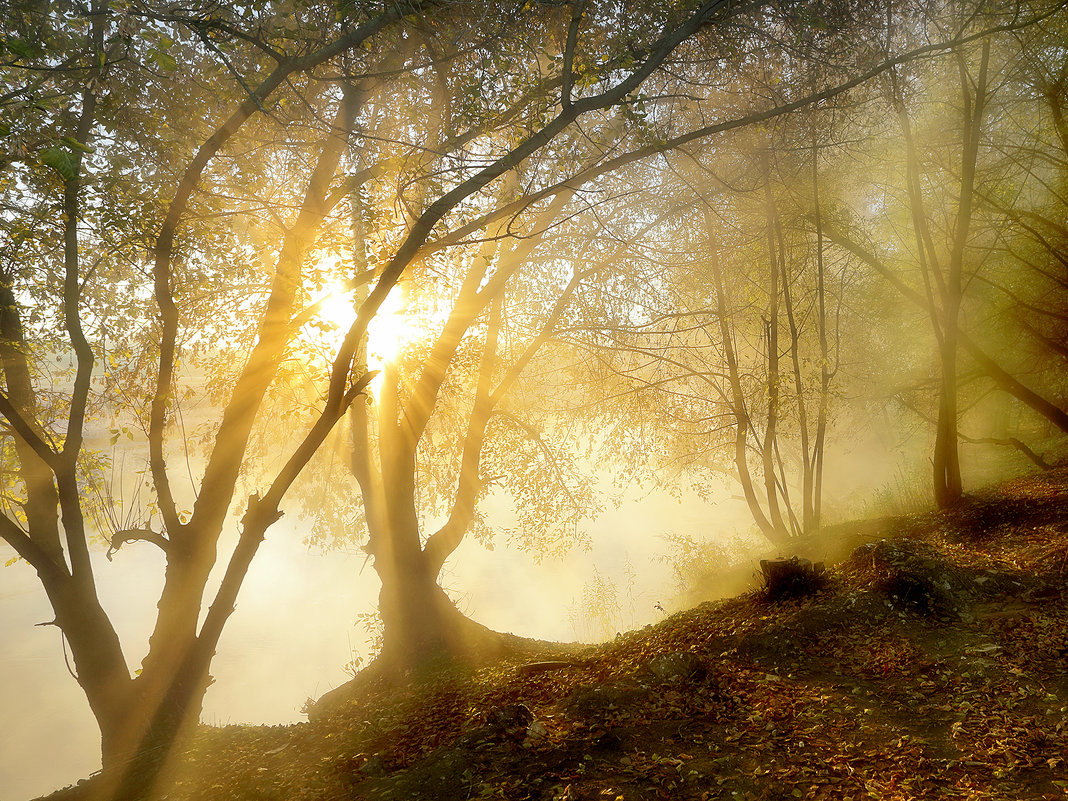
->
[1,0,1066,798]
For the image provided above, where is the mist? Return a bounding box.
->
[4,412,1032,799]
[3,1,1067,799]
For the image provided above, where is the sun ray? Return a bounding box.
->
[315,279,415,396]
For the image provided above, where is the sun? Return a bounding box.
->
[316,280,412,373]
[364,287,410,370]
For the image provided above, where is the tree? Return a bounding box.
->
[889,38,992,508]
[304,0,1006,666]
[561,134,852,545]
[295,0,796,668]
[2,0,797,793]
[821,12,1068,499]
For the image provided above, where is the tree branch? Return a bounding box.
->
[0,511,68,583]
[823,224,1068,435]
[106,527,170,561]
[561,0,587,109]
[418,10,1062,262]
[326,0,745,414]
[0,391,58,468]
[186,84,364,540]
[148,2,425,537]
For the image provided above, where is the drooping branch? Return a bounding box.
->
[489,266,591,407]
[494,409,584,514]
[106,528,170,561]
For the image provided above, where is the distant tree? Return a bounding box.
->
[565,132,853,545]
[822,12,1068,500]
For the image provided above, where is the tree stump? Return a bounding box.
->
[760,557,826,600]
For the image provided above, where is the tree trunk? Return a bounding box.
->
[933,42,988,510]
[368,474,504,668]
[761,158,790,539]
[932,335,963,508]
[706,225,787,545]
[810,137,831,533]
[375,549,478,666]
[84,648,213,801]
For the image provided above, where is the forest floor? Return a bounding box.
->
[58,467,1068,800]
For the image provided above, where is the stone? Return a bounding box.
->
[646,651,706,683]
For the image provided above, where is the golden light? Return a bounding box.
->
[316,280,413,391]
[364,286,410,371]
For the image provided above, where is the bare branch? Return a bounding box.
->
[106,528,170,561]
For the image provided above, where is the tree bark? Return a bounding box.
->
[811,139,831,532]
[760,158,790,538]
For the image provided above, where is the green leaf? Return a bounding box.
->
[39,147,78,179]
[4,38,39,59]
[60,136,94,154]
[148,48,178,72]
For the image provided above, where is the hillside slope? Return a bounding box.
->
[53,468,1068,801]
